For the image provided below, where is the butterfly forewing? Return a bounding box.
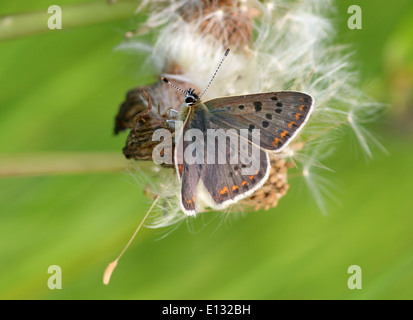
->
[204,91,314,151]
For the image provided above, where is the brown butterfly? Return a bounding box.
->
[163,50,314,215]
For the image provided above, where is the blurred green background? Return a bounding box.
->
[0,0,412,299]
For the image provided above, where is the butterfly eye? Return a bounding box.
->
[185,97,195,104]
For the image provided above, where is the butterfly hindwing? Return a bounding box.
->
[200,119,270,208]
[204,91,313,151]
[174,110,205,215]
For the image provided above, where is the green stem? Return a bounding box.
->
[0,0,142,41]
[0,152,150,177]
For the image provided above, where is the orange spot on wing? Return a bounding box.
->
[186,196,194,204]
[219,186,230,200]
[280,130,289,139]
[249,175,255,180]
[299,105,305,111]
[232,185,239,191]
[295,113,303,120]
[241,181,247,186]
[219,186,229,195]
[272,138,282,147]
[288,121,296,129]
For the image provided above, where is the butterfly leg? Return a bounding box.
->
[168,109,179,118]
[165,108,179,129]
[166,119,176,129]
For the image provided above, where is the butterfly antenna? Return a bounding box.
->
[200,48,230,98]
[161,77,186,94]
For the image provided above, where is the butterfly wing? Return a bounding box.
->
[204,91,314,151]
[174,110,204,215]
[202,135,270,209]
[176,105,271,211]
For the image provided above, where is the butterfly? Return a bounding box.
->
[162,50,314,215]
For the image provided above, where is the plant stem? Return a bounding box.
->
[0,152,150,177]
[0,0,142,41]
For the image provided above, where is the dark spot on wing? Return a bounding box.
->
[253,101,262,112]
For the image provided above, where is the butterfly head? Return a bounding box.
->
[162,49,230,109]
[184,88,200,106]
